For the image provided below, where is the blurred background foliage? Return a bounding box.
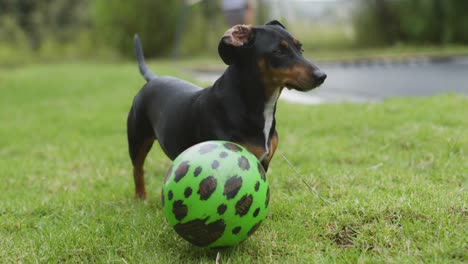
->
[92,0,183,58]
[0,0,467,64]
[354,0,468,46]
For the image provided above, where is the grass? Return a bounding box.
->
[0,61,467,263]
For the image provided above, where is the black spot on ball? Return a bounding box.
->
[168,190,173,201]
[265,187,270,208]
[194,166,202,177]
[161,189,165,206]
[174,161,190,182]
[184,187,192,198]
[253,207,260,217]
[238,156,250,171]
[165,165,173,183]
[199,143,218,154]
[223,176,243,199]
[172,200,188,221]
[217,204,227,215]
[224,142,242,152]
[174,218,226,247]
[235,194,253,216]
[258,162,266,181]
[212,160,220,169]
[198,176,217,200]
[219,151,228,158]
[247,221,262,237]
[254,181,260,192]
[232,226,241,234]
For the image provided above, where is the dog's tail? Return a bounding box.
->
[134,34,157,82]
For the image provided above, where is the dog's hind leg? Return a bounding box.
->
[127,106,155,200]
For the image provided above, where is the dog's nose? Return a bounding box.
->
[315,71,327,85]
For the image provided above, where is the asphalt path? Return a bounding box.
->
[193,57,468,104]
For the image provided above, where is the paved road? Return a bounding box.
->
[193,57,468,104]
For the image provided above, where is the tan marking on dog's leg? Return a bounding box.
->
[133,137,155,200]
[263,131,279,170]
[240,144,266,161]
[237,132,279,171]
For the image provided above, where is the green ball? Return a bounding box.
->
[162,141,269,248]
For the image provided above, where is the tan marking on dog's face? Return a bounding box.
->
[280,40,289,49]
[258,57,315,92]
[276,64,314,91]
[292,38,304,52]
[257,58,279,98]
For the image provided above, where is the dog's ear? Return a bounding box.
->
[265,20,286,29]
[218,24,254,65]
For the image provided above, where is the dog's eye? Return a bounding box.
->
[297,43,304,54]
[273,49,286,56]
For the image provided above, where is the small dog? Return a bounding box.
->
[127,20,326,199]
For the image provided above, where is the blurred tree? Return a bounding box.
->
[353,0,392,46]
[443,0,468,43]
[200,0,222,33]
[374,0,402,43]
[0,0,89,51]
[199,0,220,46]
[353,0,468,46]
[256,0,268,25]
[92,0,182,58]
[431,0,444,44]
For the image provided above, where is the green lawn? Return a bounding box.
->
[0,62,466,263]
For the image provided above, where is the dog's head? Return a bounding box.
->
[218,20,326,92]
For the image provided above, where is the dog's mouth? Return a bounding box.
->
[284,80,322,92]
[284,70,327,91]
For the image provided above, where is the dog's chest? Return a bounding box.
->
[262,89,280,159]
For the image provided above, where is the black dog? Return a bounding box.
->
[127,21,326,199]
